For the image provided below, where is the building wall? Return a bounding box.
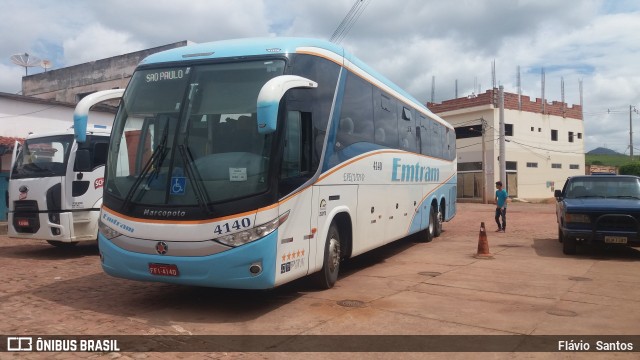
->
[0,93,116,220]
[429,89,584,200]
[22,41,190,103]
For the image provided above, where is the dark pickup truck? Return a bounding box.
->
[555,175,640,255]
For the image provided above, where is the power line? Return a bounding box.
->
[329,0,370,44]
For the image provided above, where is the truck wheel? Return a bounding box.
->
[47,240,78,247]
[312,223,341,289]
[562,236,577,255]
[558,227,564,243]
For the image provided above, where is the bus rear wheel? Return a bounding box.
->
[312,223,341,289]
[47,240,78,247]
[422,206,435,243]
[434,206,443,237]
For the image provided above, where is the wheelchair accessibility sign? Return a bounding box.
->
[170,177,186,195]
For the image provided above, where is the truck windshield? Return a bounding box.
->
[11,135,73,179]
[105,60,286,207]
[566,177,640,199]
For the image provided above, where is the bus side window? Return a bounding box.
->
[283,111,313,177]
[279,111,313,196]
[399,105,417,152]
[374,92,398,148]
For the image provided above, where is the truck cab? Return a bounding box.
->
[555,174,640,255]
[8,126,110,247]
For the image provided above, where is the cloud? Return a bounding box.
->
[62,24,145,66]
[0,0,639,152]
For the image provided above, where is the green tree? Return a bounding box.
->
[619,163,640,176]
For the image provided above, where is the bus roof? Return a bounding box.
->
[139,37,448,128]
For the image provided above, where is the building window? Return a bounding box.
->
[551,129,558,141]
[577,133,582,139]
[506,161,517,170]
[505,124,513,136]
[455,125,482,139]
[526,162,538,168]
[552,163,562,169]
[538,128,541,132]
[568,132,574,142]
[531,127,534,132]
[570,164,580,169]
[457,162,483,171]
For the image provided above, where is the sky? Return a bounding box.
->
[0,0,639,153]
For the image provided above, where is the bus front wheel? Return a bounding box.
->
[312,223,341,289]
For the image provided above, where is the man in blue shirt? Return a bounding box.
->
[495,181,508,232]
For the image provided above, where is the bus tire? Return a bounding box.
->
[422,206,435,243]
[434,205,443,237]
[47,240,78,247]
[312,222,341,289]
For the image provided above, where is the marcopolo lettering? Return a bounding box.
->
[391,158,440,182]
[143,209,187,217]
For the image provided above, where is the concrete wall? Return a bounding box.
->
[22,41,190,103]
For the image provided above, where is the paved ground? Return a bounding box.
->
[1,202,639,359]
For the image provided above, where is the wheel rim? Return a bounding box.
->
[328,237,340,272]
[437,209,443,229]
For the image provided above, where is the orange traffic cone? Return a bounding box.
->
[474,222,494,259]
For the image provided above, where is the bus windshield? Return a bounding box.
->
[11,135,73,179]
[105,60,286,207]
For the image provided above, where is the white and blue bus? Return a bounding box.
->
[74,38,457,289]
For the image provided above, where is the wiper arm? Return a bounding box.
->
[178,144,212,216]
[612,195,640,199]
[121,127,169,211]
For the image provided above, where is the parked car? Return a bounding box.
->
[555,175,640,255]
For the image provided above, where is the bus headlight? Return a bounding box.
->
[565,213,591,224]
[99,219,122,240]
[215,211,290,247]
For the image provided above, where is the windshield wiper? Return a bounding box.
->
[121,125,169,211]
[178,144,212,216]
[611,195,640,199]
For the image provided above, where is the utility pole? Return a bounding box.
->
[481,117,488,204]
[631,105,634,159]
[499,85,506,186]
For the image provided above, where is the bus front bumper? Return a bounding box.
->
[98,231,278,289]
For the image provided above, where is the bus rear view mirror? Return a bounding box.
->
[256,75,317,134]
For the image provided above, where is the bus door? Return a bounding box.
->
[275,108,314,284]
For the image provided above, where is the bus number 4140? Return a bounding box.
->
[214,218,251,235]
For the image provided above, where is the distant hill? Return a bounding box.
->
[587,147,623,155]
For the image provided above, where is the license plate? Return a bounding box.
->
[149,263,179,277]
[604,236,627,244]
[17,219,29,227]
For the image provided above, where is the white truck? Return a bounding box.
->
[7,125,110,247]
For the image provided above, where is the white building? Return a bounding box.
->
[428,89,585,201]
